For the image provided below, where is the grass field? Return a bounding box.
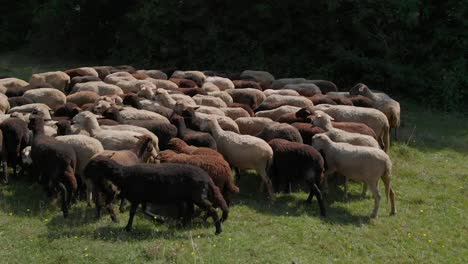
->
[0,53,467,263]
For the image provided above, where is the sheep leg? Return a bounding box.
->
[142,203,165,223]
[105,195,118,223]
[85,179,93,207]
[309,183,326,217]
[182,202,194,226]
[195,198,222,235]
[119,195,126,213]
[343,177,349,201]
[368,181,381,218]
[257,168,275,201]
[1,160,7,184]
[389,187,397,216]
[125,202,139,232]
[57,182,69,218]
[234,167,241,181]
[361,183,368,197]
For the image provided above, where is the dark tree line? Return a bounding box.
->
[1,0,466,110]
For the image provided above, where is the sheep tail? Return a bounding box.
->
[210,182,229,222]
[383,124,390,153]
[382,160,392,204]
[228,179,240,194]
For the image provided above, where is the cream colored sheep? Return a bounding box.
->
[205,76,234,90]
[192,112,239,133]
[72,81,123,96]
[9,103,52,120]
[29,71,70,92]
[115,80,156,94]
[263,89,300,97]
[103,71,136,84]
[221,107,250,120]
[23,88,66,109]
[201,82,221,92]
[207,91,233,105]
[148,79,179,90]
[118,107,170,123]
[312,134,396,218]
[235,117,275,136]
[255,105,301,121]
[0,78,29,94]
[153,88,196,108]
[0,93,10,114]
[200,118,275,199]
[195,106,226,116]
[193,94,228,108]
[256,94,314,110]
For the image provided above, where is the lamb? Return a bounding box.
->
[232,80,263,90]
[311,110,380,148]
[207,91,233,105]
[205,76,235,91]
[268,139,325,216]
[170,115,217,149]
[350,83,401,139]
[0,117,29,183]
[235,117,275,136]
[66,91,100,107]
[227,88,266,109]
[160,150,239,205]
[255,105,301,121]
[263,89,300,97]
[311,134,396,218]
[29,71,70,92]
[71,81,124,96]
[240,70,275,89]
[313,104,390,152]
[0,78,29,94]
[255,94,314,111]
[256,123,303,143]
[84,158,228,234]
[23,88,66,109]
[0,94,10,114]
[199,118,275,199]
[193,94,228,108]
[7,97,34,108]
[28,115,77,218]
[221,107,250,120]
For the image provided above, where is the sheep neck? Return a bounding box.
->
[208,120,223,139]
[159,92,176,107]
[85,116,101,137]
[363,89,377,101]
[321,119,334,131]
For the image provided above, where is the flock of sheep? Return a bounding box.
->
[0,67,401,234]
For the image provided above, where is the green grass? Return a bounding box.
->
[1,53,467,263]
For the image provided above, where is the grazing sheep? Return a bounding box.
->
[170,78,198,88]
[0,78,29,94]
[201,82,221,92]
[207,91,233,105]
[232,80,263,90]
[221,107,250,120]
[84,158,228,234]
[72,81,123,96]
[255,105,301,121]
[137,70,167,80]
[7,97,34,108]
[23,88,66,109]
[9,103,52,120]
[311,134,396,218]
[167,138,222,158]
[0,117,29,183]
[160,150,239,204]
[350,84,401,139]
[256,123,303,143]
[193,94,228,108]
[104,72,137,84]
[28,116,77,218]
[283,83,322,96]
[199,118,275,199]
[314,104,390,152]
[229,103,254,117]
[205,76,235,91]
[0,94,10,114]
[268,139,325,216]
[271,78,307,90]
[65,67,99,79]
[264,89,300,97]
[311,110,380,148]
[240,70,275,89]
[53,103,81,119]
[227,88,266,109]
[170,115,217,149]
[290,123,325,145]
[255,94,314,112]
[235,117,275,136]
[29,71,70,92]
[306,80,338,93]
[66,91,100,107]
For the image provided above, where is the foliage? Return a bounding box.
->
[1,0,467,111]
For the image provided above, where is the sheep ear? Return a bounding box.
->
[329,116,335,121]
[358,86,364,92]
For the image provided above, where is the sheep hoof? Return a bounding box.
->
[124,226,132,232]
[215,229,222,235]
[389,210,396,216]
[370,213,378,219]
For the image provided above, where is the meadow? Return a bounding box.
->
[0,53,467,263]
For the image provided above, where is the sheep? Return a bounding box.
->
[115,80,156,94]
[232,80,263,90]
[229,103,254,117]
[0,94,10,114]
[7,96,34,108]
[256,123,303,143]
[255,105,302,121]
[167,138,222,158]
[221,107,250,120]
[117,107,170,123]
[207,91,233,105]
[23,88,66,109]
[268,139,325,216]
[235,117,275,136]
[29,71,70,92]
[240,70,275,89]
[53,102,81,119]
[111,65,137,74]
[205,76,235,91]
[64,67,99,79]
[271,78,307,89]
[183,109,240,133]
[0,117,29,183]
[92,66,113,79]
[55,135,104,206]
[313,104,390,152]
[72,81,123,96]
[136,70,167,80]
[192,94,227,108]
[199,118,275,199]
[28,115,77,218]
[201,82,221,92]
[132,72,150,80]
[227,88,266,109]
[283,83,322,96]
[349,84,401,139]
[172,70,206,87]
[169,78,198,88]
[69,75,101,90]
[160,150,239,205]
[326,95,353,106]
[311,134,396,218]
[9,103,52,120]
[276,108,312,124]
[153,88,196,108]
[170,115,217,149]
[311,110,380,148]
[194,106,226,116]
[149,79,179,90]
[306,80,338,93]
[290,123,325,145]
[255,94,314,111]
[66,91,100,107]
[84,158,228,234]
[0,78,29,94]
[349,95,374,108]
[125,97,174,119]
[103,72,137,84]
[264,89,300,97]
[309,94,338,105]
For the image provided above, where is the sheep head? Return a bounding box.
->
[311,134,331,150]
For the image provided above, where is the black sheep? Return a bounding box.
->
[122,93,173,118]
[268,139,326,216]
[69,75,101,91]
[256,123,303,143]
[53,102,81,119]
[84,157,228,234]
[7,96,34,108]
[28,115,77,218]
[171,115,217,150]
[0,117,30,183]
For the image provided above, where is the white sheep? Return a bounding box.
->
[240,70,275,88]
[9,103,52,120]
[271,78,307,89]
[29,71,70,92]
[118,107,170,123]
[205,76,234,90]
[136,70,167,80]
[263,89,300,97]
[195,106,226,116]
[313,104,390,152]
[55,134,104,205]
[283,83,322,95]
[153,88,196,108]
[257,94,314,110]
[115,79,156,94]
[201,82,221,92]
[193,112,239,133]
[72,81,123,96]
[23,88,66,109]
[311,110,380,148]
[311,134,396,218]
[148,79,179,90]
[221,107,250,120]
[255,105,301,121]
[200,118,275,199]
[207,91,233,105]
[0,93,10,114]
[0,78,29,94]
[193,94,228,108]
[103,71,136,84]
[235,117,275,136]
[66,91,100,107]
